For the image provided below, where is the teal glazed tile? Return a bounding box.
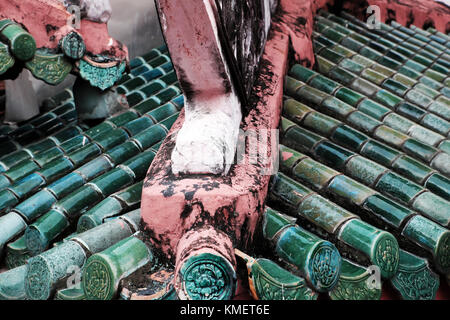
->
[159,71,178,85]
[357,99,390,120]
[320,97,355,118]
[360,68,387,85]
[402,139,437,163]
[89,168,134,196]
[122,117,155,137]
[105,141,141,165]
[75,156,113,181]
[67,143,102,167]
[377,56,402,70]
[279,144,306,170]
[374,89,403,108]
[309,74,341,94]
[121,150,156,178]
[339,59,365,74]
[296,86,329,106]
[391,155,434,184]
[395,102,426,122]
[132,125,168,150]
[146,103,179,122]
[289,65,317,83]
[171,95,185,110]
[0,189,19,211]
[412,192,450,227]
[26,139,58,155]
[335,88,364,106]
[328,67,356,85]
[39,157,74,182]
[382,79,409,96]
[384,50,407,63]
[331,125,368,150]
[4,160,40,183]
[108,111,139,127]
[297,192,356,233]
[159,112,177,132]
[130,64,151,77]
[322,27,346,43]
[345,155,386,186]
[427,102,450,121]
[383,113,414,133]
[0,151,34,170]
[52,126,83,144]
[340,36,364,52]
[14,189,57,222]
[56,185,102,219]
[314,35,335,47]
[25,209,70,254]
[117,78,146,94]
[47,172,85,199]
[314,141,355,170]
[292,157,339,190]
[9,173,46,199]
[404,60,427,73]
[269,173,310,208]
[360,140,401,167]
[59,135,90,154]
[358,47,383,61]
[413,83,441,99]
[32,147,64,168]
[262,207,293,240]
[402,215,450,273]
[84,122,116,139]
[133,98,161,115]
[327,175,375,206]
[425,174,450,200]
[303,112,341,137]
[333,44,355,58]
[362,194,412,227]
[114,181,143,207]
[154,86,181,105]
[320,48,345,64]
[77,197,124,231]
[397,65,421,79]
[350,78,379,97]
[282,125,323,154]
[375,172,423,204]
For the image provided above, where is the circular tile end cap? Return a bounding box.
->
[306,241,341,292]
[177,252,237,300]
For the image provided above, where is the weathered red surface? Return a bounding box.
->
[0,0,128,60]
[343,0,450,33]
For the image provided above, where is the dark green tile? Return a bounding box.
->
[105,141,141,165]
[375,172,423,203]
[402,139,437,163]
[357,99,390,120]
[47,172,85,199]
[392,155,434,184]
[395,102,426,122]
[90,168,134,196]
[341,36,364,52]
[4,160,40,183]
[314,141,355,170]
[328,66,356,85]
[282,125,323,154]
[269,173,310,208]
[121,150,157,178]
[360,140,401,167]
[347,111,381,134]
[67,143,102,167]
[382,79,409,96]
[122,117,155,137]
[75,156,113,181]
[39,156,74,182]
[374,89,403,108]
[56,185,102,218]
[14,189,57,221]
[425,174,450,200]
[331,125,368,150]
[132,125,168,150]
[335,87,364,106]
[309,74,340,94]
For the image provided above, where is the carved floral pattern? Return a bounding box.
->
[79,59,126,91]
[0,42,14,75]
[375,237,399,275]
[330,277,381,300]
[310,245,340,290]
[183,262,228,300]
[391,267,439,300]
[83,260,111,300]
[25,51,72,85]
